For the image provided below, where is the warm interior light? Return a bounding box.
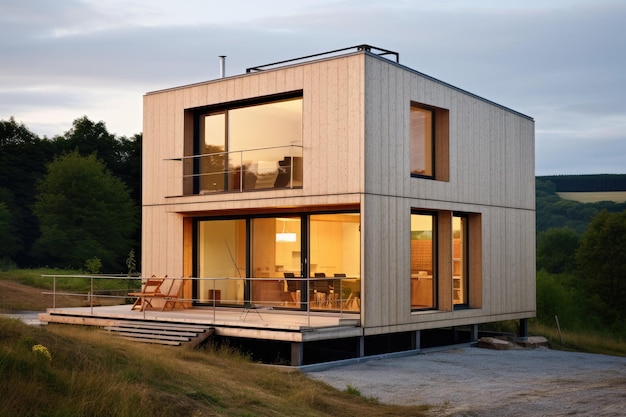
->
[276,232,297,242]
[276,218,297,242]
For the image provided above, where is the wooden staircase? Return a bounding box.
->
[104,321,214,347]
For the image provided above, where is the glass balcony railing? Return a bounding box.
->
[173,145,303,195]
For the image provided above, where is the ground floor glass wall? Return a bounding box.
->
[197,219,246,305]
[195,212,360,312]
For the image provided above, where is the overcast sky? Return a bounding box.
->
[1,0,625,175]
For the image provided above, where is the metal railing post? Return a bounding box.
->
[239,152,243,192]
[289,145,294,188]
[90,275,94,315]
[339,279,343,316]
[53,276,56,311]
[142,276,146,319]
[307,278,311,327]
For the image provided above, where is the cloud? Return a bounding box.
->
[0,0,625,173]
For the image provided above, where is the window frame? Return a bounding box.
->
[185,91,304,195]
[409,101,450,182]
[192,208,361,313]
[410,209,481,313]
[410,104,435,179]
[453,212,470,309]
[410,209,438,311]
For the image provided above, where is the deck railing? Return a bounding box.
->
[40,274,360,326]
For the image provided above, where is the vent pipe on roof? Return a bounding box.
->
[219,55,226,78]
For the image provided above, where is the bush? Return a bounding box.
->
[84,257,102,274]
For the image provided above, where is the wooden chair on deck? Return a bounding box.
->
[129,275,165,311]
[157,278,185,311]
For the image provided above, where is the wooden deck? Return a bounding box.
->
[39,305,362,343]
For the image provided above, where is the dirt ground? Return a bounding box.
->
[0,280,114,312]
[0,280,61,312]
[308,346,626,416]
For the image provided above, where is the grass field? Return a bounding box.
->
[557,191,626,203]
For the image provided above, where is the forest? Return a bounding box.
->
[1,116,625,336]
[0,117,140,272]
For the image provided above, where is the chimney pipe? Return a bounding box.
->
[219,55,226,78]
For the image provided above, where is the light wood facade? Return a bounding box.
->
[142,47,535,341]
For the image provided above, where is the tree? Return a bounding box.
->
[52,116,121,167]
[0,201,20,261]
[536,227,580,274]
[0,118,56,265]
[576,210,626,323]
[31,151,137,271]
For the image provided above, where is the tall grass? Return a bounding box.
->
[0,317,429,417]
[530,322,626,357]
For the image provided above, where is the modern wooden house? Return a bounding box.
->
[139,45,535,365]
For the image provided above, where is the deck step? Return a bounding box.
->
[112,332,191,342]
[104,320,214,347]
[112,322,209,333]
[120,337,182,346]
[104,326,198,338]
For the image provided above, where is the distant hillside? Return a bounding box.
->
[536,176,626,234]
[538,174,626,192]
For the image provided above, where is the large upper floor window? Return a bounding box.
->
[184,93,303,195]
[410,102,449,181]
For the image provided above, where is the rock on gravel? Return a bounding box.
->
[307,347,626,416]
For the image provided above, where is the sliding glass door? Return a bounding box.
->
[197,219,246,305]
[250,216,302,307]
[195,211,360,311]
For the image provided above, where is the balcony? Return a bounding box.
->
[170,145,303,195]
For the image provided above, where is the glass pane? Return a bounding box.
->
[231,98,303,190]
[251,217,301,308]
[310,213,361,311]
[199,113,226,193]
[411,213,435,309]
[197,219,246,305]
[453,216,468,305]
[410,106,433,177]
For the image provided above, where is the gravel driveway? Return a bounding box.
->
[308,347,626,416]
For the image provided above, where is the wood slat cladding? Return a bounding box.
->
[143,49,535,335]
[360,54,534,331]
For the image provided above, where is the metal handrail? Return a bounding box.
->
[246,44,399,73]
[40,274,361,325]
[166,144,303,161]
[166,144,303,194]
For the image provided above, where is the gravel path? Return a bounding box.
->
[308,347,626,416]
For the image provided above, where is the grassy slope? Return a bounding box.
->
[0,318,430,417]
[0,271,430,417]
